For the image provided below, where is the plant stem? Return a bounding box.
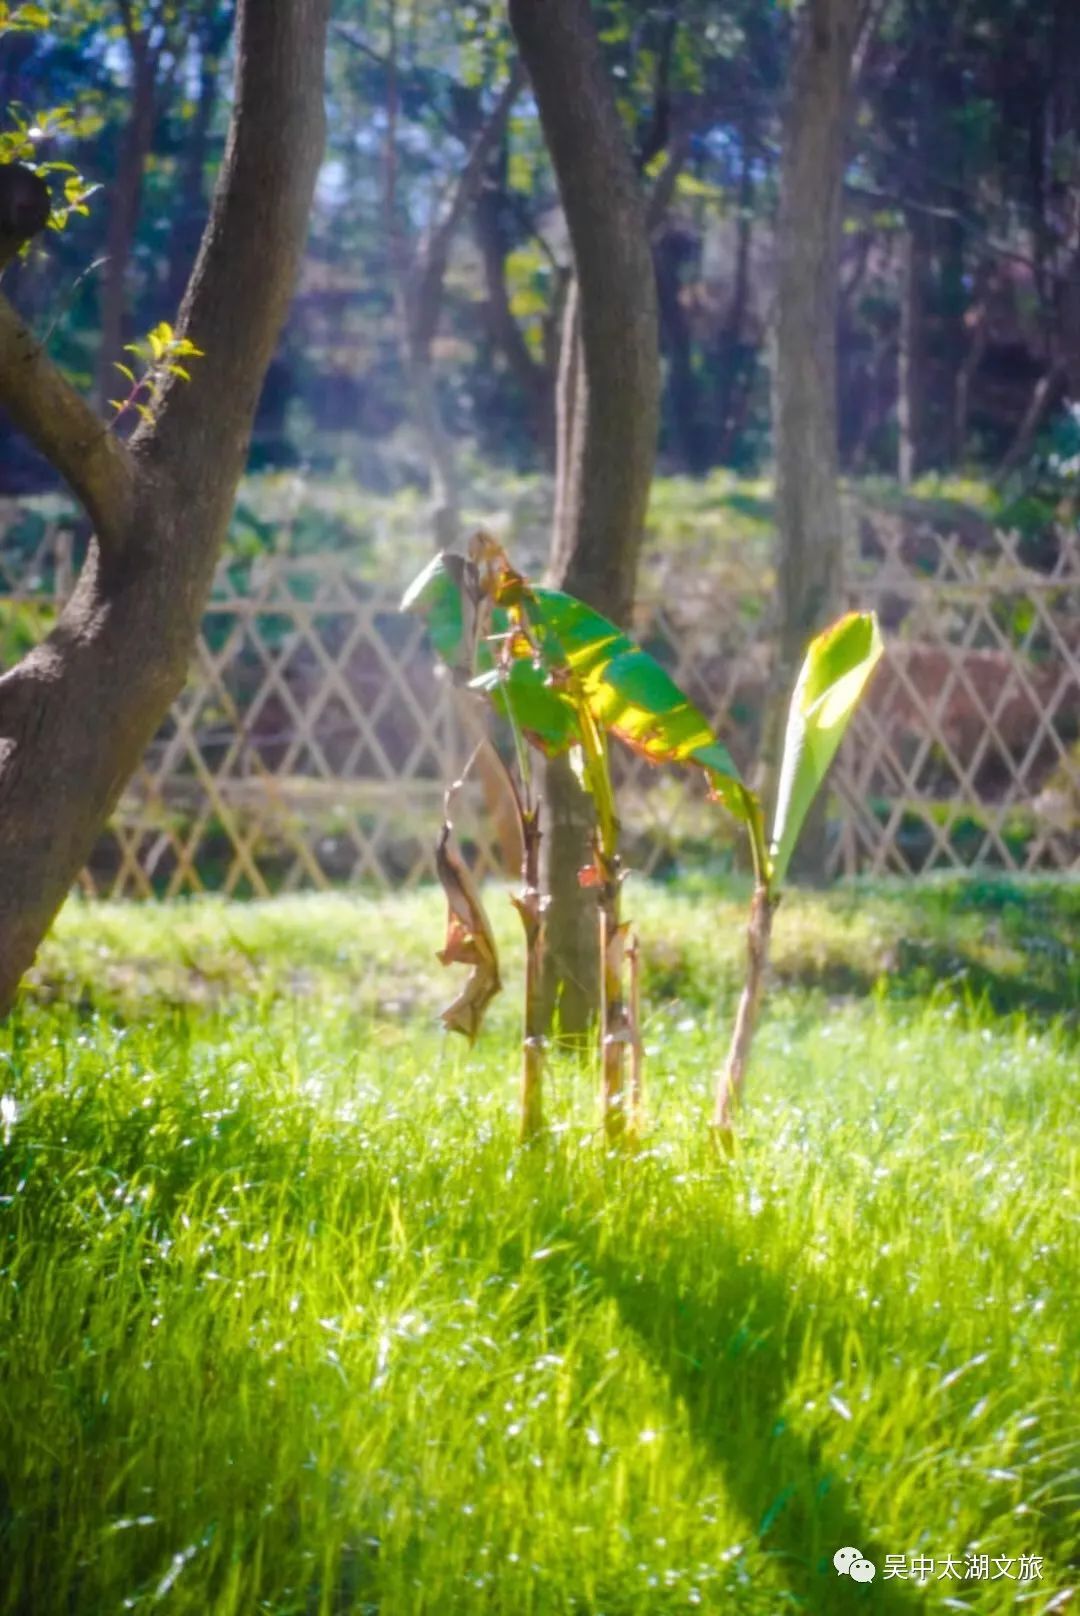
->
[517,805,546,1142]
[713,883,775,1142]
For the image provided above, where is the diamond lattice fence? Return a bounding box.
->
[1,514,1077,893]
[833,521,1080,875]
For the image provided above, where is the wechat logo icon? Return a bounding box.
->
[834,1546,876,1583]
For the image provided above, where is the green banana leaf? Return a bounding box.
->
[402,554,746,814]
[401,554,578,751]
[399,552,466,666]
[769,611,884,886]
[514,587,745,810]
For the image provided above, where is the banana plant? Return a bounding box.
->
[404,534,882,1146]
[711,610,884,1143]
[402,540,551,1140]
[474,561,749,1141]
[404,533,747,1140]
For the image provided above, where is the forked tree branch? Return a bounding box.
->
[411,64,524,354]
[0,163,134,544]
[1,0,329,556]
[0,293,135,543]
[0,0,331,1019]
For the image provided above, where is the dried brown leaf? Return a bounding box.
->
[434,822,501,1041]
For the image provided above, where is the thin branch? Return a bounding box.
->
[646,124,690,235]
[852,0,891,83]
[0,291,135,547]
[410,64,524,353]
[331,20,389,68]
[846,181,1080,287]
[637,8,678,171]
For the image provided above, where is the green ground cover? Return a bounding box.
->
[1,876,1077,1613]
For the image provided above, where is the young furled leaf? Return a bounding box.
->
[769,611,884,886]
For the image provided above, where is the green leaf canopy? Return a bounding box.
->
[517,588,744,806]
[402,553,745,809]
[401,552,579,751]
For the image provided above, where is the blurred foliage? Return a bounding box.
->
[2,0,1078,497]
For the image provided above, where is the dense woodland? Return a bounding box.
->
[2,0,1079,501]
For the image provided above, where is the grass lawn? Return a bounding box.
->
[1,875,1077,1614]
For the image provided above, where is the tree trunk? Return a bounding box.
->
[715,136,755,465]
[508,0,660,1035]
[761,0,870,877]
[952,283,989,467]
[402,340,462,550]
[897,211,928,486]
[473,141,555,461]
[1055,0,1080,399]
[0,0,330,1014]
[388,64,522,549]
[655,226,709,474]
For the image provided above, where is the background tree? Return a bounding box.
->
[759,0,878,874]
[508,0,661,1034]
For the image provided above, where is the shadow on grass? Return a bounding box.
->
[546,1216,924,1614]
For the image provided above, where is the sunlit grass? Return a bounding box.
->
[1,878,1077,1613]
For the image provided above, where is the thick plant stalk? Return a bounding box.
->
[713,885,775,1138]
[515,806,546,1143]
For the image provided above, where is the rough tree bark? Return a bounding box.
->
[508,0,660,1035]
[761,0,874,876]
[0,0,330,1014]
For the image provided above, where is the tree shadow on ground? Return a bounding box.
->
[547,1214,925,1614]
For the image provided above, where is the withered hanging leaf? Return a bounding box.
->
[434,822,501,1041]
